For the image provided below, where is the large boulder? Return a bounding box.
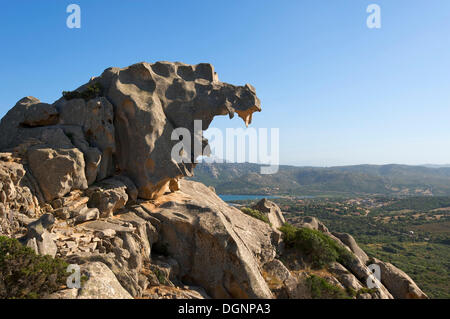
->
[0,62,261,202]
[262,259,303,298]
[77,262,133,299]
[54,97,116,181]
[57,125,103,186]
[48,262,133,299]
[85,177,137,218]
[0,154,43,237]
[343,255,393,299]
[332,232,369,265]
[251,198,286,230]
[146,179,278,298]
[65,211,158,297]
[19,213,57,257]
[0,97,59,150]
[95,62,261,199]
[0,62,429,300]
[373,258,428,299]
[0,155,41,217]
[328,262,364,292]
[1,126,89,202]
[293,216,329,233]
[27,145,87,202]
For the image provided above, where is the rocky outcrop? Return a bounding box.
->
[54,97,116,183]
[293,216,329,233]
[328,262,364,291]
[251,198,286,229]
[85,177,135,218]
[48,262,133,299]
[19,213,57,257]
[373,258,428,299]
[0,154,42,236]
[0,97,58,150]
[262,259,308,298]
[0,62,261,202]
[27,145,88,202]
[98,62,260,199]
[0,61,428,300]
[287,215,395,299]
[149,180,278,298]
[332,232,369,265]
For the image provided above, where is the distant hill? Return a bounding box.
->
[422,164,450,168]
[190,162,450,196]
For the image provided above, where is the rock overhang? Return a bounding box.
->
[0,61,262,200]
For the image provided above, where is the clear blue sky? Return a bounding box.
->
[0,1,449,166]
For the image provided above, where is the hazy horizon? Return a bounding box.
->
[198,157,450,168]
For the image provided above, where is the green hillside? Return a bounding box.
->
[190,163,450,196]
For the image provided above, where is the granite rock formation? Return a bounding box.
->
[0,62,427,299]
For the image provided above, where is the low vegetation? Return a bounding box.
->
[0,236,69,299]
[307,274,349,299]
[241,207,271,225]
[371,196,450,215]
[270,196,450,298]
[62,82,104,101]
[279,223,355,269]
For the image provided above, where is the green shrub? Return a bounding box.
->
[0,236,69,299]
[279,223,355,269]
[307,274,350,299]
[382,245,397,253]
[241,207,271,225]
[62,82,103,101]
[153,268,167,285]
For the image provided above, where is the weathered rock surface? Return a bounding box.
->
[48,262,132,299]
[251,198,286,229]
[373,258,428,299]
[0,155,42,236]
[54,97,116,182]
[148,179,277,298]
[0,97,58,150]
[0,62,428,300]
[293,216,329,233]
[141,285,210,299]
[1,61,261,202]
[20,213,57,257]
[328,262,364,292]
[63,210,159,297]
[27,145,88,202]
[85,177,134,217]
[332,232,369,265]
[95,62,261,199]
[77,262,133,299]
[262,259,304,298]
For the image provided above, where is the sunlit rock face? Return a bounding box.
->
[96,62,261,199]
[0,62,261,200]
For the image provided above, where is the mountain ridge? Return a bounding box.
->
[190,162,450,196]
